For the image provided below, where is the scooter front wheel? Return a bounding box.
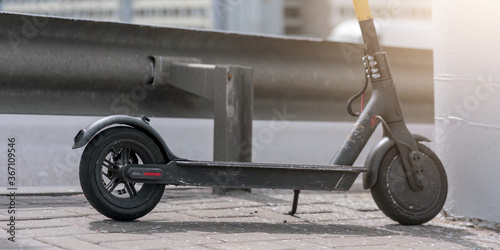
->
[79,127,166,221]
[370,143,447,225]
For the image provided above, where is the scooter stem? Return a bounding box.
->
[352,0,382,55]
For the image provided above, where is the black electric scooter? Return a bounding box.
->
[73,0,447,225]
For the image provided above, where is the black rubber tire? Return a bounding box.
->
[371,143,447,225]
[79,127,165,221]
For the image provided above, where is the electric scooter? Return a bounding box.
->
[73,0,447,225]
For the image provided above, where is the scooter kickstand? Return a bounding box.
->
[288,189,301,215]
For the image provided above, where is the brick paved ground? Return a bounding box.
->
[1,187,499,249]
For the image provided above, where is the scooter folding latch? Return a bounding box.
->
[363,54,381,79]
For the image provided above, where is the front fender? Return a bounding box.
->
[363,134,431,189]
[72,115,181,161]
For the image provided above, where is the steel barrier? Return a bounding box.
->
[0,12,433,122]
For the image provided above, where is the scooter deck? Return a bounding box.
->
[124,160,369,191]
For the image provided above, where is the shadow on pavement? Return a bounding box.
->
[88,220,481,249]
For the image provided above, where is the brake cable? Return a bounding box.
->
[347,76,369,117]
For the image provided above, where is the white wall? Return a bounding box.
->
[434,0,500,224]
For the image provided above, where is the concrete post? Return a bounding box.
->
[119,0,133,23]
[212,0,283,35]
[434,0,500,225]
[151,57,253,195]
[212,66,253,194]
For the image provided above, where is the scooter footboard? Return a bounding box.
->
[123,160,369,191]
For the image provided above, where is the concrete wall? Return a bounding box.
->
[0,115,434,190]
[434,0,500,225]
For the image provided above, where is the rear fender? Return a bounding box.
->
[72,115,181,161]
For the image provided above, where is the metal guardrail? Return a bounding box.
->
[0,12,433,122]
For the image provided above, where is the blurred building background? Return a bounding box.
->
[1,0,432,48]
[0,0,214,29]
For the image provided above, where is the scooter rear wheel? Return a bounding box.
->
[370,143,447,225]
[79,127,165,221]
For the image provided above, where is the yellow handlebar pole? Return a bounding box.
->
[352,0,381,54]
[353,0,373,21]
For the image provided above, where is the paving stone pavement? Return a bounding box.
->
[1,187,499,249]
